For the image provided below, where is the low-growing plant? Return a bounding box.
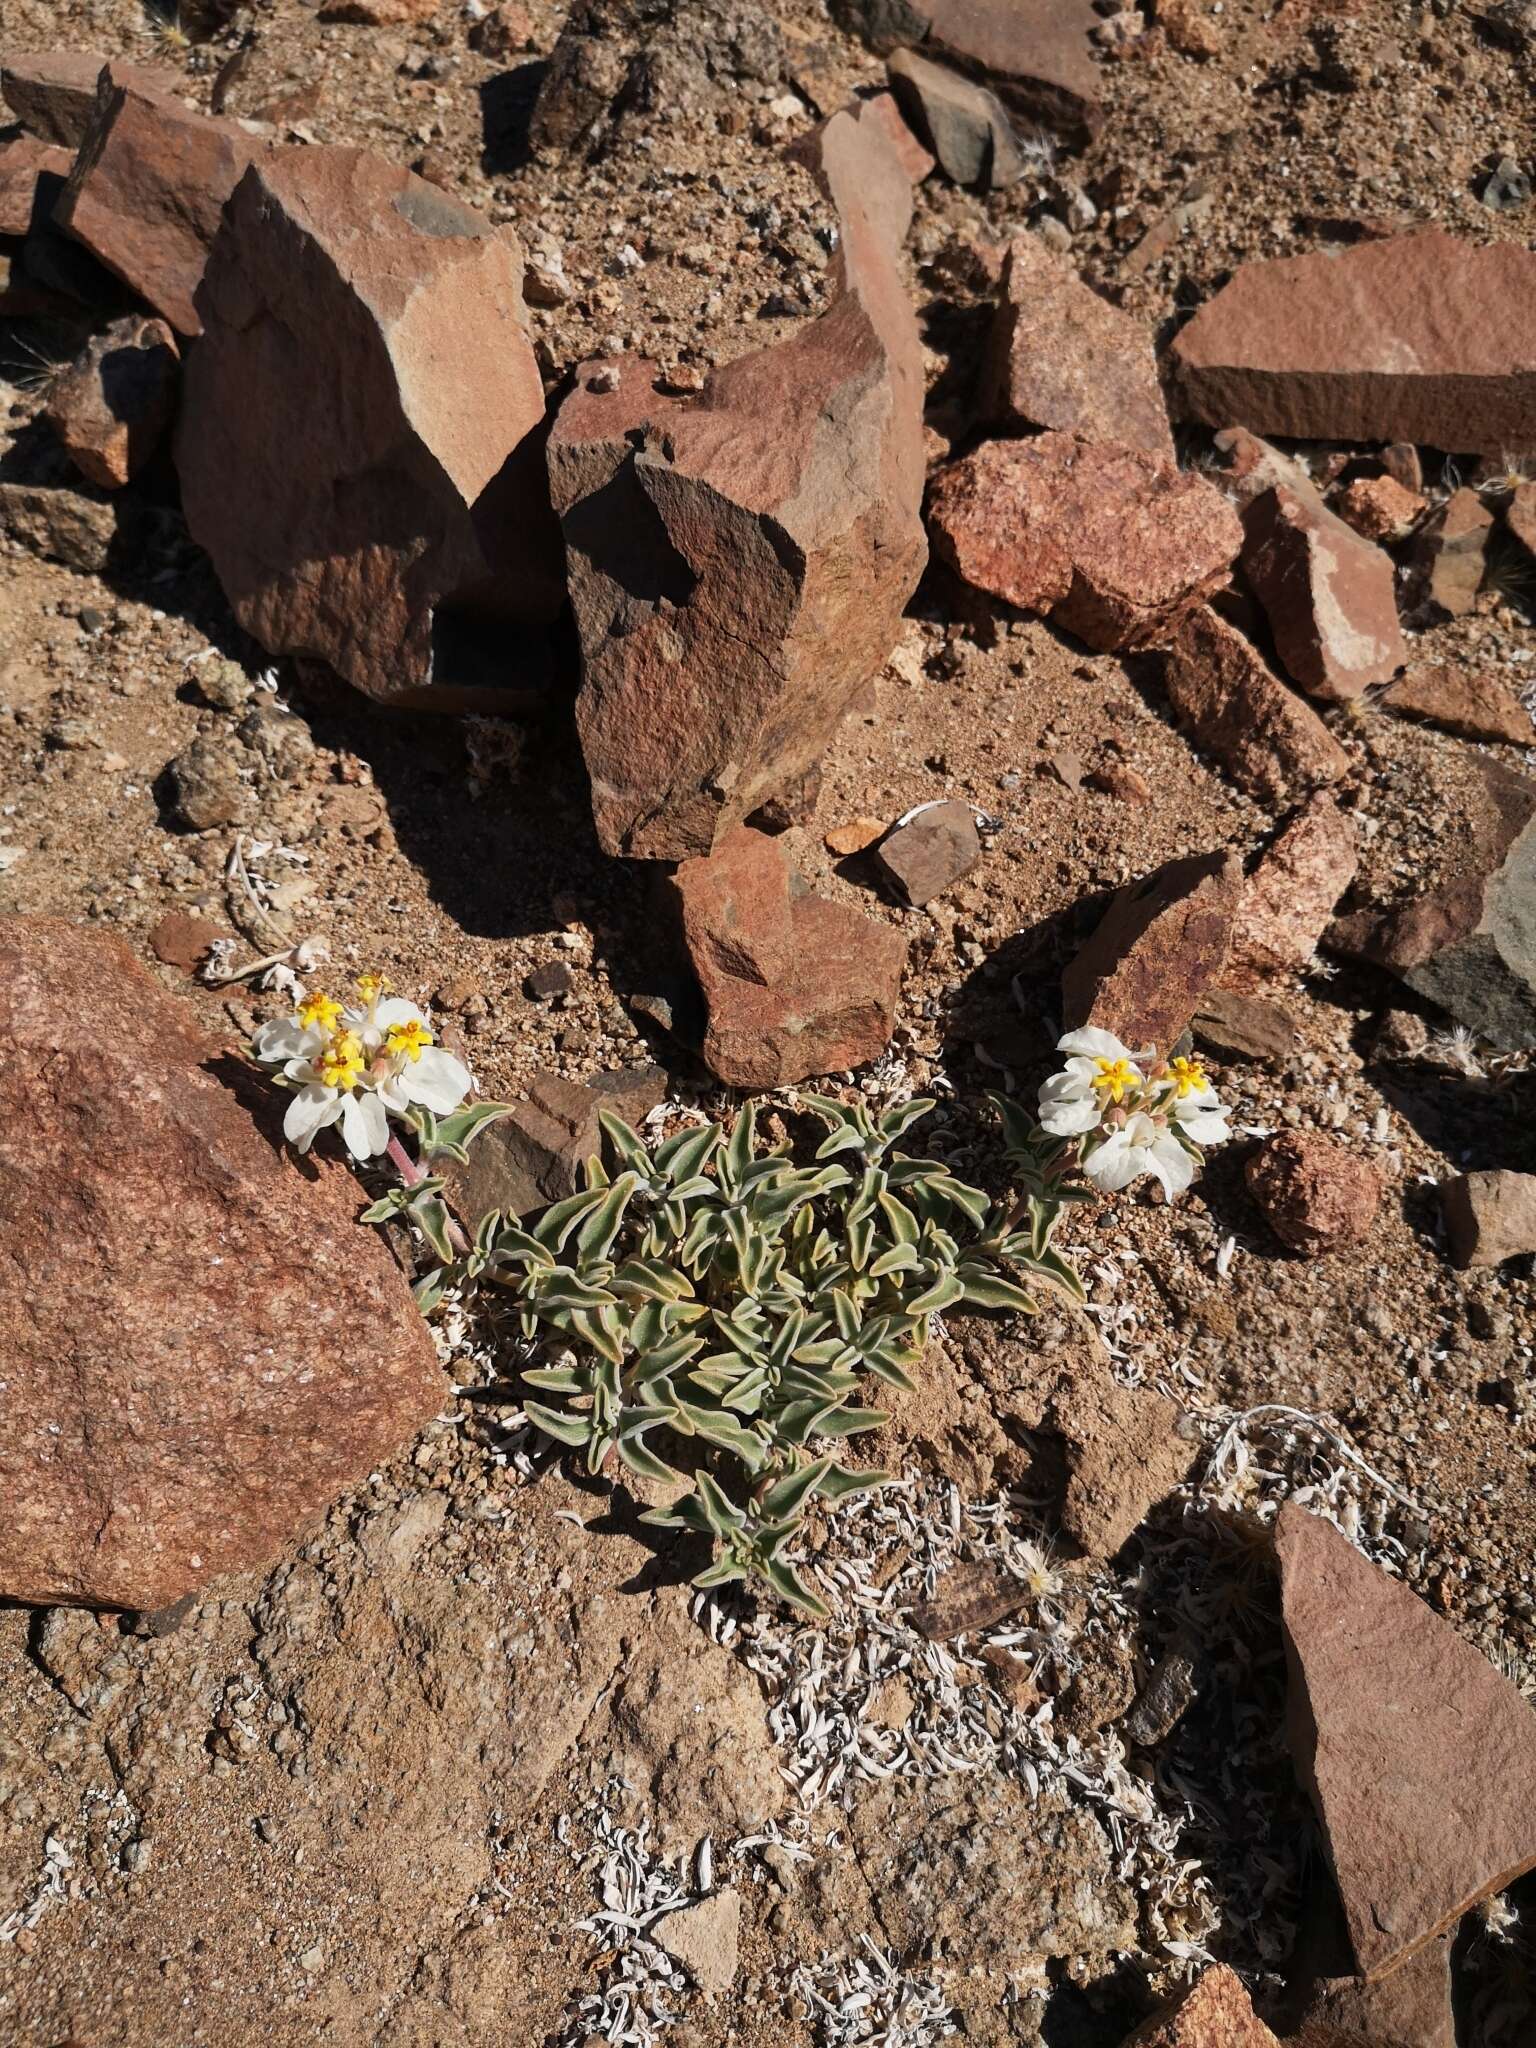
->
[252,996,1230,1613]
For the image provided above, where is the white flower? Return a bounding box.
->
[1162,1056,1231,1148]
[1038,1027,1147,1137]
[1083,1111,1198,1199]
[251,976,471,1163]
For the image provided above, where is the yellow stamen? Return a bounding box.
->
[298,991,343,1033]
[1167,1056,1208,1099]
[1090,1056,1138,1105]
[385,1019,433,1065]
[356,971,386,1004]
[318,1030,365,1091]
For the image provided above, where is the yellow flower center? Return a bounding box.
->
[1090,1057,1138,1105]
[298,991,343,1033]
[318,1030,365,1091]
[1168,1056,1208,1099]
[356,971,386,1005]
[385,1019,433,1064]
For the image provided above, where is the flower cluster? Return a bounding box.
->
[252,973,471,1162]
[1038,1027,1230,1197]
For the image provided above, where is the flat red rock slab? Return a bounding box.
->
[1276,1501,1536,1980]
[1162,605,1348,807]
[0,918,444,1612]
[1171,230,1536,454]
[1062,846,1242,1052]
[0,135,72,237]
[1382,664,1535,748]
[983,232,1174,459]
[928,432,1240,652]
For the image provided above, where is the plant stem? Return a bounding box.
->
[387,1132,471,1255]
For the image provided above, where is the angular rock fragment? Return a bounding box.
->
[1336,762,1536,1050]
[929,433,1240,653]
[0,135,72,236]
[1293,1936,1455,2048]
[0,918,444,1610]
[1407,485,1493,617]
[0,49,180,145]
[859,88,935,183]
[1275,1501,1536,1980]
[0,478,122,573]
[1382,665,1535,747]
[1440,1169,1536,1270]
[982,232,1174,458]
[887,47,1024,188]
[167,734,248,831]
[441,1065,666,1224]
[548,106,926,858]
[1121,1648,1198,1748]
[1048,1372,1195,1559]
[1245,1132,1381,1256]
[1171,231,1536,453]
[1333,473,1424,543]
[1063,849,1243,1051]
[1238,485,1406,702]
[178,147,561,708]
[655,1893,741,1996]
[1162,605,1349,806]
[1193,988,1299,1066]
[671,828,906,1089]
[44,314,179,491]
[875,799,980,906]
[1121,1965,1280,2047]
[1225,795,1358,991]
[55,69,272,336]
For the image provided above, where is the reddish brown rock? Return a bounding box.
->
[55,70,272,336]
[177,146,560,709]
[982,233,1174,458]
[1329,757,1536,1050]
[924,0,1103,148]
[929,433,1240,652]
[825,815,888,856]
[1380,443,1423,494]
[0,50,181,145]
[1332,473,1424,543]
[875,799,980,906]
[549,106,926,859]
[44,314,179,491]
[1245,1132,1380,1255]
[1063,848,1243,1051]
[1192,988,1300,1066]
[1276,1501,1536,1979]
[0,918,444,1611]
[1154,0,1225,59]
[1225,795,1358,991]
[1162,605,1349,807]
[1382,664,1534,747]
[1120,1964,1279,2047]
[1293,1939,1455,2048]
[1171,231,1536,454]
[859,89,936,183]
[442,1065,667,1224]
[1049,1372,1195,1559]
[1407,485,1493,617]
[672,828,907,1088]
[1238,485,1406,703]
[0,135,72,236]
[1440,1169,1536,1271]
[148,909,227,974]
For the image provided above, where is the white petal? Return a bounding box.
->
[1176,1107,1230,1146]
[283,1085,341,1152]
[338,1090,389,1161]
[1057,1027,1136,1063]
[1083,1132,1142,1192]
[1039,1096,1103,1137]
[1149,1132,1197,1198]
[400,1047,471,1114]
[374,997,426,1031]
[256,1019,314,1062]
